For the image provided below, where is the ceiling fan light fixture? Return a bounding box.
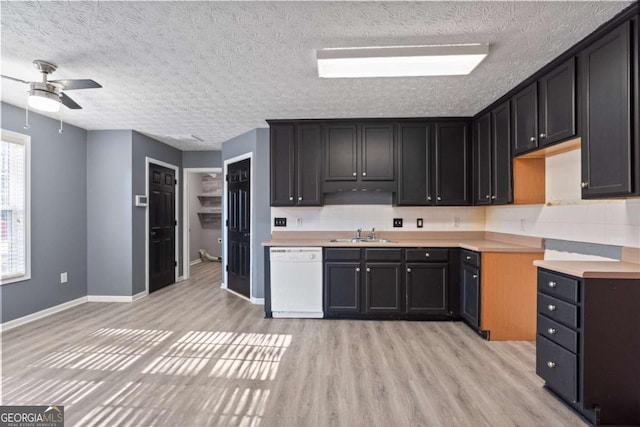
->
[317,44,489,78]
[28,89,60,112]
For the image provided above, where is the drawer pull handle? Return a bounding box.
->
[425,253,430,258]
[548,304,556,312]
[547,361,556,368]
[466,256,471,260]
[548,281,557,288]
[548,328,556,335]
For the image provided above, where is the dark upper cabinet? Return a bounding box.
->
[434,122,471,205]
[491,101,513,204]
[270,123,322,206]
[361,124,395,181]
[324,124,358,181]
[324,262,361,314]
[473,113,492,205]
[405,263,448,315]
[512,83,539,155]
[397,124,431,205]
[580,21,637,198]
[364,263,402,314]
[538,57,577,146]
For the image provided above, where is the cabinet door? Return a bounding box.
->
[270,124,295,206]
[491,100,513,204]
[397,124,431,205]
[434,122,470,205]
[296,124,323,205]
[538,57,576,146]
[324,124,358,181]
[361,124,395,181]
[473,113,492,205]
[405,263,448,315]
[580,22,634,198]
[364,263,402,314]
[324,262,361,313]
[512,83,538,155]
[461,264,480,327]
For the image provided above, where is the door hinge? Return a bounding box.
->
[225,174,229,182]
[225,265,229,272]
[174,179,177,185]
[174,261,177,267]
[174,220,177,226]
[225,219,229,227]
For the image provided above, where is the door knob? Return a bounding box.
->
[547,361,556,368]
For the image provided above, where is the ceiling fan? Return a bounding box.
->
[1,59,101,112]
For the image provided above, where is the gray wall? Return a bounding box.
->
[87,130,133,296]
[182,151,222,168]
[1,103,88,322]
[131,131,183,295]
[189,173,222,261]
[221,128,270,299]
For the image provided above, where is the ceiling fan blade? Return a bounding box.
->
[1,74,29,84]
[60,93,82,109]
[49,79,101,90]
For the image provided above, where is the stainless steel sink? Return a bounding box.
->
[329,238,396,244]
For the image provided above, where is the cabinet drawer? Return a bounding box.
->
[461,249,480,267]
[325,248,361,261]
[405,248,448,262]
[536,335,578,403]
[538,270,579,303]
[538,293,578,329]
[537,315,578,354]
[364,248,402,262]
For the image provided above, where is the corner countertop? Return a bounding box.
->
[534,260,640,279]
[262,231,544,253]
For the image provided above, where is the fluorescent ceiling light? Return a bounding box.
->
[317,44,489,78]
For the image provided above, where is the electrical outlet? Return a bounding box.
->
[60,272,68,284]
[393,218,403,228]
[296,218,303,227]
[453,217,460,228]
[274,217,287,227]
[520,218,526,231]
[416,218,423,228]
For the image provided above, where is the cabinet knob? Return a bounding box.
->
[289,197,293,201]
[425,253,430,258]
[548,281,557,288]
[547,361,556,368]
[356,267,360,272]
[472,274,478,279]
[352,172,357,177]
[485,195,490,199]
[407,268,411,273]
[530,136,536,142]
[539,133,546,139]
[466,256,471,260]
[548,328,556,335]
[437,196,442,201]
[427,196,432,201]
[366,267,371,272]
[491,195,496,200]
[362,172,367,177]
[298,197,302,201]
[548,304,556,312]
[581,182,589,188]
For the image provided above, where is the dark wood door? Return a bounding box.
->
[361,124,395,181]
[580,22,634,198]
[405,263,448,315]
[473,113,492,205]
[324,262,361,313]
[397,124,431,205]
[491,100,513,205]
[149,163,175,293]
[461,264,480,327]
[512,82,538,155]
[324,124,358,181]
[227,158,251,298]
[270,124,295,206]
[538,57,576,146]
[364,263,402,314]
[296,124,323,205]
[434,122,470,205]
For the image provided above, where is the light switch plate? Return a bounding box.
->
[274,217,287,227]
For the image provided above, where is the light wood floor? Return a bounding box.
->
[1,262,586,427]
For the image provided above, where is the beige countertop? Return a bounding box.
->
[534,260,640,279]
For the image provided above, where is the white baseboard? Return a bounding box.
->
[251,297,265,305]
[190,259,202,266]
[87,295,134,303]
[132,291,148,301]
[177,276,185,283]
[0,296,87,332]
[220,282,227,289]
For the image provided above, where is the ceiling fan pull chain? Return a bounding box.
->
[58,107,64,133]
[24,91,30,129]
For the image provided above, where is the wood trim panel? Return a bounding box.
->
[513,157,545,204]
[480,252,543,340]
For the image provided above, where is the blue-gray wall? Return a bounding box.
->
[182,150,222,168]
[1,102,87,322]
[87,130,133,296]
[131,131,183,295]
[221,128,270,299]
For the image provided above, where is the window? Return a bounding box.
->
[1,129,30,284]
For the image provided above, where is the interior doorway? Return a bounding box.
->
[183,167,223,281]
[226,157,251,298]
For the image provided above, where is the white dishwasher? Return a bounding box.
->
[270,247,323,318]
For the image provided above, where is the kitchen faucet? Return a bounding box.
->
[367,227,376,240]
[355,228,362,239]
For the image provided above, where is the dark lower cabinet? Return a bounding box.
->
[460,264,480,328]
[536,268,640,426]
[324,262,360,314]
[365,263,402,314]
[405,263,447,315]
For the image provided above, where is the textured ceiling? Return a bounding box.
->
[0,1,633,150]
